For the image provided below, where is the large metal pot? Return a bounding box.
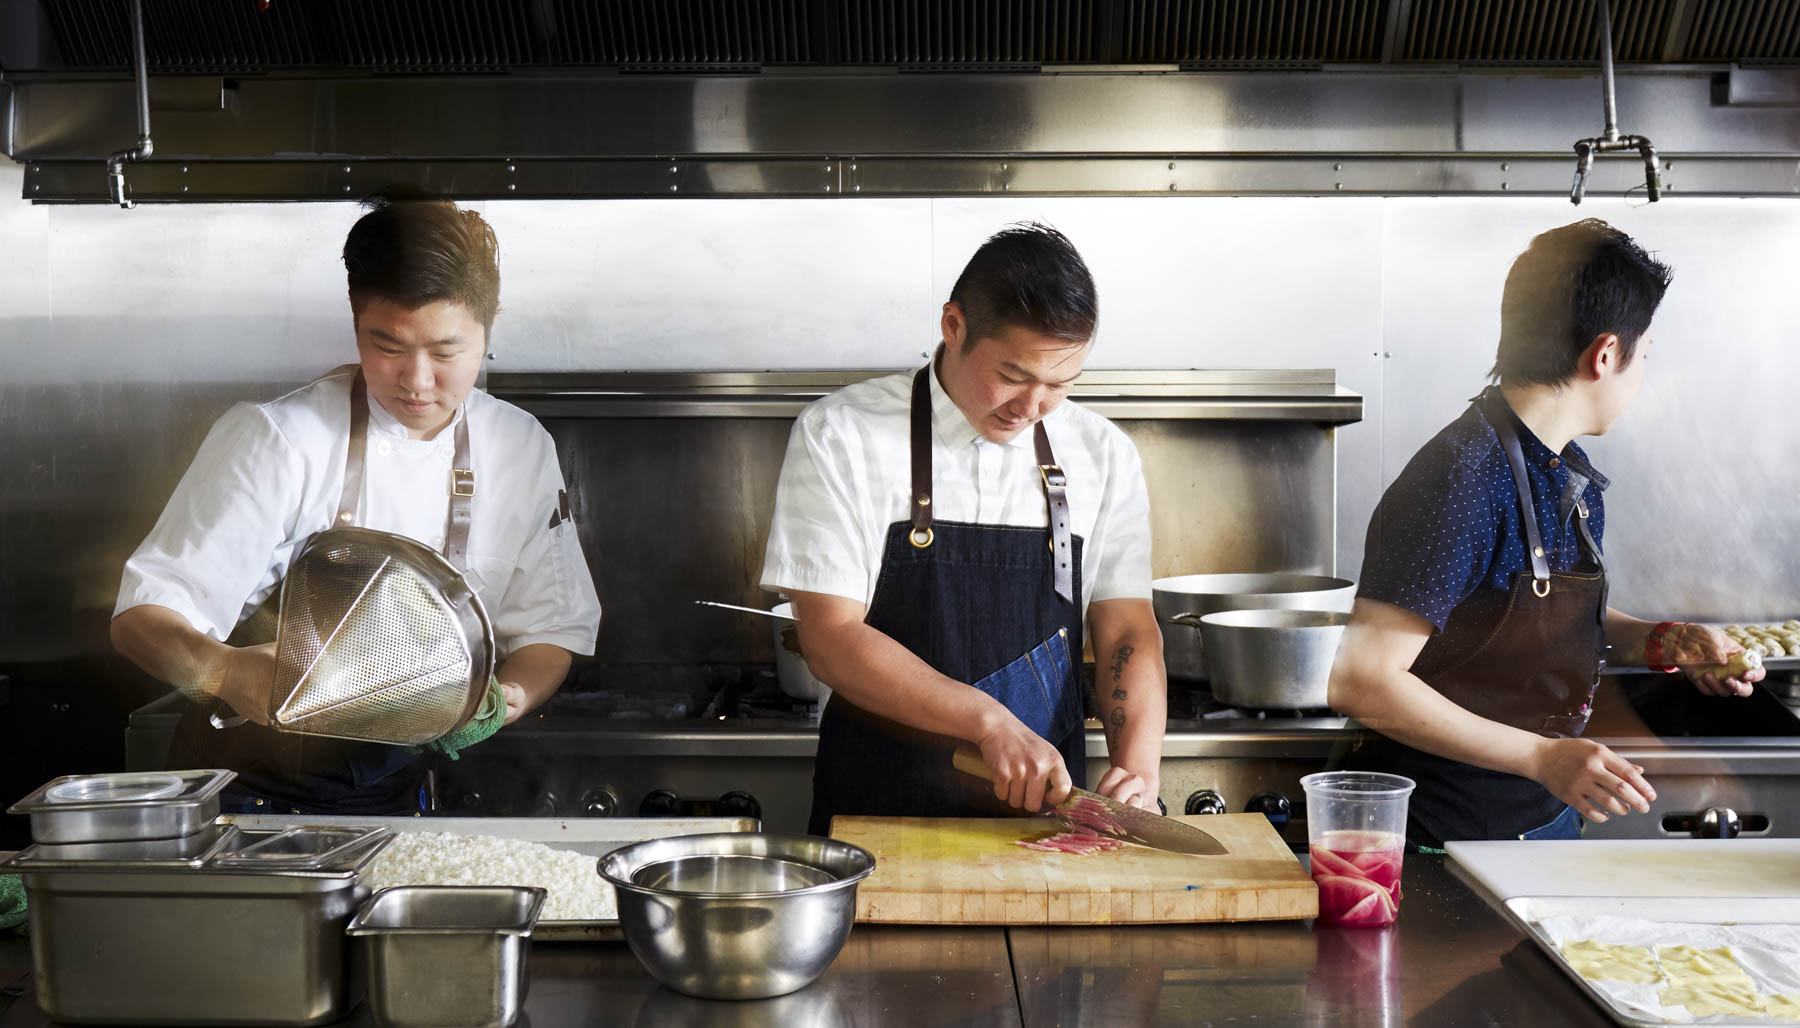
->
[1152,573,1355,680]
[1168,609,1349,710]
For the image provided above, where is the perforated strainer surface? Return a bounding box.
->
[271,528,491,745]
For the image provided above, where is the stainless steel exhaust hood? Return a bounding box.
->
[4,0,1798,202]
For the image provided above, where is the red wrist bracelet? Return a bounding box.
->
[1645,621,1683,673]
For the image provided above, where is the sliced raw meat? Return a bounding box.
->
[1016,798,1132,856]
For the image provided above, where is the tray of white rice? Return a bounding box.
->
[221,815,758,941]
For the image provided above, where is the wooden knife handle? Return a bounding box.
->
[951,745,994,783]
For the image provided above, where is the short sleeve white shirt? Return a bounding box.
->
[116,365,602,657]
[759,364,1153,617]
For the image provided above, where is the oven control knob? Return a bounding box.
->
[717,791,762,820]
[1185,790,1227,816]
[639,789,682,817]
[1699,806,1742,839]
[580,788,619,818]
[1246,792,1292,829]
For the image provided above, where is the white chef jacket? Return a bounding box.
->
[760,364,1153,616]
[116,365,602,658]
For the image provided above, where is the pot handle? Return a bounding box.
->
[1167,612,1206,630]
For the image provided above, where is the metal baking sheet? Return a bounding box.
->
[1502,895,1800,1027]
[221,815,758,941]
[1602,621,1800,675]
[1706,622,1800,673]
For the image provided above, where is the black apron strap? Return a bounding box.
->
[335,368,475,573]
[1035,423,1073,605]
[1492,413,1551,597]
[1572,495,1608,626]
[1572,496,1604,569]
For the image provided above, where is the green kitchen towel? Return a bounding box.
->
[412,676,506,761]
[0,874,25,932]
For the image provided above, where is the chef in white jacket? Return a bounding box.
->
[110,196,602,814]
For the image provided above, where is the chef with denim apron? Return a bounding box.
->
[760,223,1167,835]
[110,197,601,815]
[1329,219,1761,849]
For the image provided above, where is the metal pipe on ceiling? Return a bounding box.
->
[1570,0,1662,206]
[102,0,154,209]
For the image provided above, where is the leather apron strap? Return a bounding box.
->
[908,365,1074,604]
[1491,404,1606,617]
[1035,422,1074,606]
[908,367,934,549]
[334,371,370,529]
[1493,413,1552,597]
[443,414,475,573]
[336,369,475,572]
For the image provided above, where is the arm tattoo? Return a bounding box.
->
[1108,644,1134,702]
[1105,705,1125,748]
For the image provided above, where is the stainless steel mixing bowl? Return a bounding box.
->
[598,833,876,1000]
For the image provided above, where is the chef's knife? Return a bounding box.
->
[952,746,1227,856]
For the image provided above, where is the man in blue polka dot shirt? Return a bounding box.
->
[1329,219,1765,850]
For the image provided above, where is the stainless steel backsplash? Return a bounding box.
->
[544,414,1337,667]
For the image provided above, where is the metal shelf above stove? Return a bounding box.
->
[488,369,1364,424]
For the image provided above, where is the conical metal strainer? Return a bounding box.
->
[270,526,494,745]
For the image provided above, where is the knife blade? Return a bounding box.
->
[951,746,1227,856]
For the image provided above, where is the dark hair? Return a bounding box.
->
[948,222,1098,351]
[343,193,501,335]
[1492,218,1672,387]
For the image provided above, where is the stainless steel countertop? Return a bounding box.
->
[1006,857,1615,1027]
[0,924,1022,1028]
[0,856,1623,1027]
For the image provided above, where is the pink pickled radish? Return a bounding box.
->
[1310,830,1404,927]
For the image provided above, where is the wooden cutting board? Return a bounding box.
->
[833,813,1317,925]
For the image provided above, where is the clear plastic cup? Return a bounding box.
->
[1301,772,1415,927]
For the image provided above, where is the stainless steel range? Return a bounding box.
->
[123,663,1800,844]
[449,663,1800,844]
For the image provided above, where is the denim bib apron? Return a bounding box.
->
[1345,392,1608,847]
[807,364,1088,835]
[170,370,474,815]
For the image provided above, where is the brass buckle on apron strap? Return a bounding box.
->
[909,491,933,548]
